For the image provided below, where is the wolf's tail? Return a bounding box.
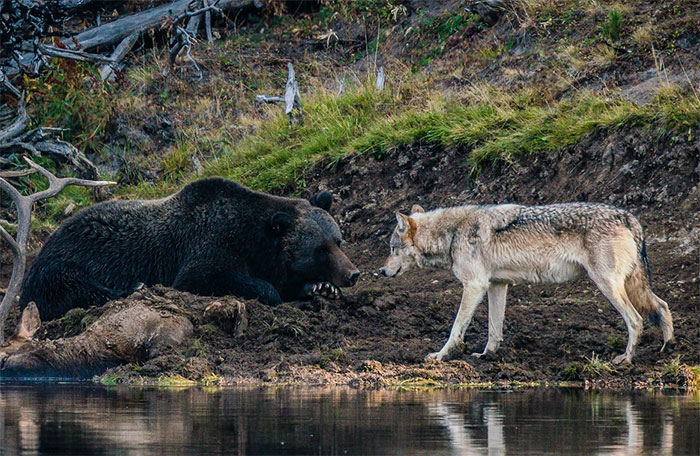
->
[624,238,674,345]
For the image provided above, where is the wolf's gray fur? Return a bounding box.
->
[380,202,673,365]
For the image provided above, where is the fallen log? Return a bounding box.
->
[0,287,248,378]
[5,0,259,81]
[100,32,140,82]
[0,300,194,377]
[65,0,256,51]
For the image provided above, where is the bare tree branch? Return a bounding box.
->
[255,95,285,105]
[0,169,36,179]
[376,66,385,90]
[284,62,301,116]
[0,157,116,344]
[67,0,246,51]
[0,70,21,97]
[0,97,28,144]
[100,32,140,82]
[35,44,117,64]
[256,63,303,124]
[204,0,214,42]
[23,157,115,203]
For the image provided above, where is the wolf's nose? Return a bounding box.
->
[379,268,387,276]
[348,271,360,286]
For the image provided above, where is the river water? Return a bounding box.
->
[0,384,697,455]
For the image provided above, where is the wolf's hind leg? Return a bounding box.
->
[654,295,674,351]
[426,281,488,362]
[590,274,643,365]
[473,283,508,358]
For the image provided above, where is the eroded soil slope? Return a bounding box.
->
[85,125,700,387]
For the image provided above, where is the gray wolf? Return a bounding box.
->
[21,178,359,319]
[380,202,673,365]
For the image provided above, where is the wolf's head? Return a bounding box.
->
[379,205,425,277]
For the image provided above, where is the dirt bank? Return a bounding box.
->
[3,124,694,388]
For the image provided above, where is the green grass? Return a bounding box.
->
[582,352,615,379]
[661,356,700,388]
[99,372,123,386]
[117,79,699,200]
[599,9,623,42]
[199,80,398,191]
[25,60,115,153]
[156,374,196,387]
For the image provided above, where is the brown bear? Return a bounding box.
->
[20,178,359,320]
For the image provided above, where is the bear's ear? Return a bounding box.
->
[309,191,332,212]
[269,212,292,236]
[410,204,425,214]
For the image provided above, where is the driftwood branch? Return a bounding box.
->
[257,63,303,124]
[67,0,252,52]
[0,157,116,345]
[376,66,385,90]
[5,0,259,82]
[0,97,28,144]
[284,62,302,116]
[0,97,100,179]
[204,0,214,42]
[165,25,203,80]
[0,169,36,179]
[338,74,345,95]
[165,0,226,79]
[35,44,117,64]
[100,32,140,82]
[255,95,285,105]
[0,70,21,98]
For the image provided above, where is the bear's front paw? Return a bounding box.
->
[300,282,340,300]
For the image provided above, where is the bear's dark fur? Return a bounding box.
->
[20,178,359,320]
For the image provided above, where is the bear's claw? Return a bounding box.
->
[301,282,340,300]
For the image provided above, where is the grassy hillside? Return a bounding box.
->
[15,0,700,225]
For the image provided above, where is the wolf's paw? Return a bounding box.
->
[424,352,443,362]
[660,338,675,353]
[472,348,498,360]
[471,351,492,359]
[612,353,632,365]
[300,282,340,300]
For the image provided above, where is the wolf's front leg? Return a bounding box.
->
[473,283,508,358]
[426,282,488,361]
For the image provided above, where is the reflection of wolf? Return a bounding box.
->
[380,203,674,365]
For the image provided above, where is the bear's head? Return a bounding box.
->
[270,191,360,299]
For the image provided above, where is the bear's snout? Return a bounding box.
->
[328,244,360,288]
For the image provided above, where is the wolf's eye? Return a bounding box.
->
[336,240,342,247]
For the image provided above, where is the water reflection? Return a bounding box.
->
[0,385,697,455]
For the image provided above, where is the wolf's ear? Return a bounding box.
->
[410,204,425,214]
[15,302,41,341]
[396,213,408,233]
[395,213,416,236]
